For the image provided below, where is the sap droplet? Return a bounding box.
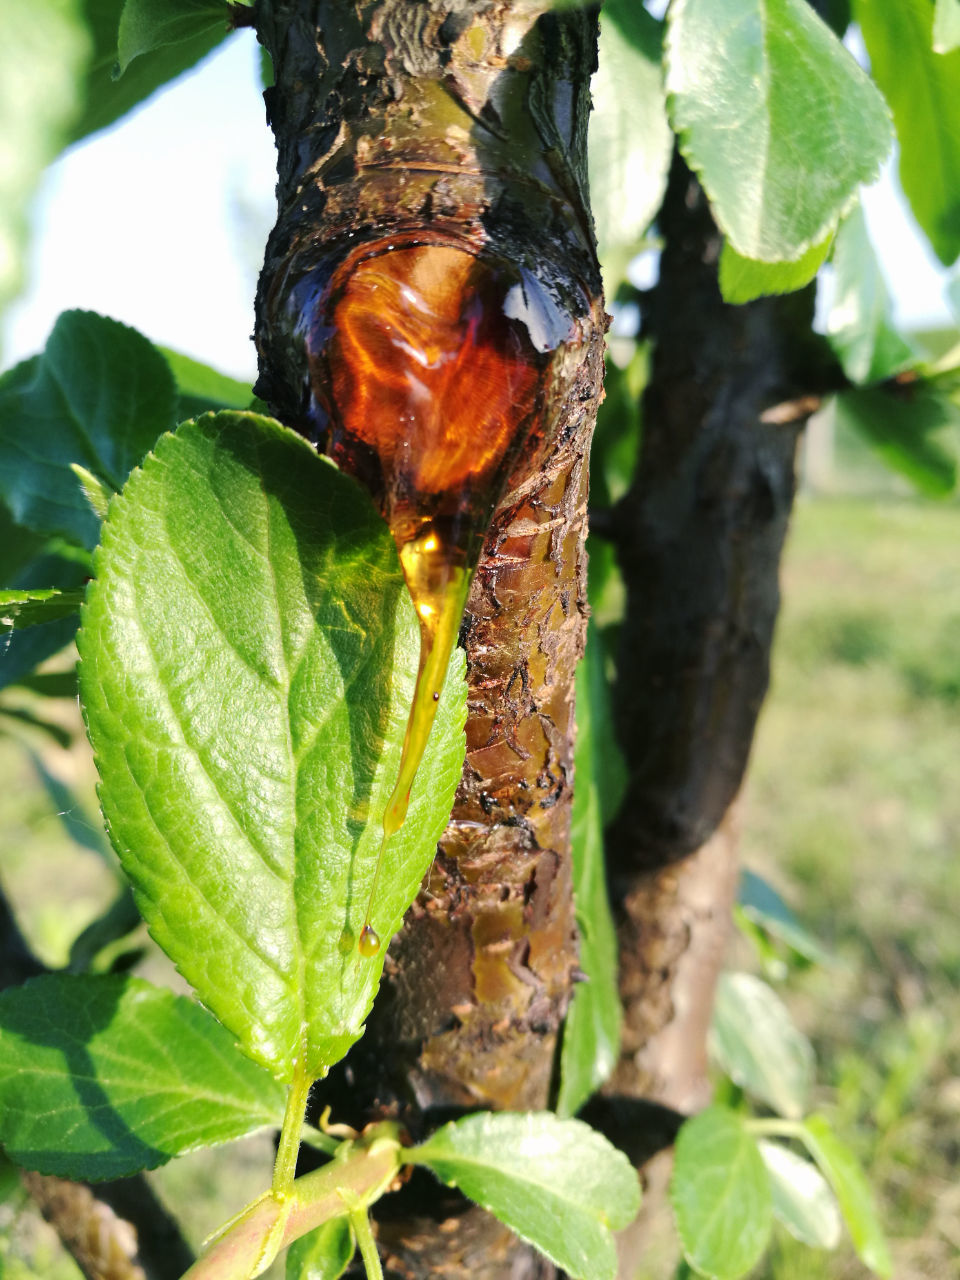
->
[302,237,577,949]
[358,924,381,958]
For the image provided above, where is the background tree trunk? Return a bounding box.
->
[601,153,833,1275]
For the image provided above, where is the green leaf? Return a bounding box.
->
[855,0,960,265]
[259,45,274,90]
[71,463,113,521]
[758,1140,842,1249]
[14,668,79,699]
[800,1115,892,1277]
[0,617,81,693]
[733,910,789,982]
[0,504,45,582]
[70,0,231,144]
[78,413,467,1081]
[831,384,959,498]
[0,1151,21,1205]
[557,624,623,1118]
[665,0,892,262]
[0,311,177,548]
[0,0,90,316]
[411,1112,640,1280]
[589,2,671,285]
[738,869,831,966]
[0,515,87,692]
[709,973,814,1119]
[0,973,285,1181]
[0,705,73,750]
[0,588,85,632]
[671,1106,772,1280]
[718,233,832,305]
[825,204,915,385]
[158,347,253,420]
[67,890,142,973]
[117,0,228,74]
[286,1218,354,1280]
[935,0,960,52]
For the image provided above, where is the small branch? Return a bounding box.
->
[20,1172,147,1280]
[759,394,822,425]
[350,1208,384,1280]
[181,1133,401,1280]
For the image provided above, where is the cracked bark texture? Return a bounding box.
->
[254,3,602,1275]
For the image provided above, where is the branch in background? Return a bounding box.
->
[21,1173,148,1280]
[0,882,193,1280]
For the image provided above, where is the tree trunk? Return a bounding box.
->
[254,3,603,1274]
[602,153,829,1274]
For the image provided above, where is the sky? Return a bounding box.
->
[2,28,957,383]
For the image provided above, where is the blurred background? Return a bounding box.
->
[1,21,959,1280]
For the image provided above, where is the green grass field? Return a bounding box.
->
[745,497,960,1280]
[1,495,957,1278]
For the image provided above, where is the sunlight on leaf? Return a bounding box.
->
[411,1112,640,1280]
[710,972,815,1119]
[666,0,892,261]
[79,413,466,1081]
[0,974,285,1181]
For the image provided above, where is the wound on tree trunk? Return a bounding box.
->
[254,5,603,1271]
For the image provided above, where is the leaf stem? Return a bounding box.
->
[350,1207,384,1280]
[180,1127,403,1280]
[273,1059,313,1196]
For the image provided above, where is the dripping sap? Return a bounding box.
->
[308,242,571,954]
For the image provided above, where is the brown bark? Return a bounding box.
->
[254,3,603,1274]
[19,1173,147,1280]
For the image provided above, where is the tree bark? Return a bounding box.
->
[254,3,603,1274]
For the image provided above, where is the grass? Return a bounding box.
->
[1,495,958,1278]
[743,497,960,1280]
